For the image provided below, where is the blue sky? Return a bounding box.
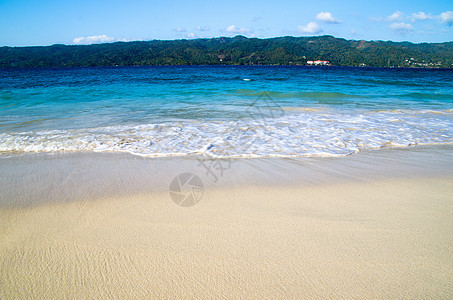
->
[0,0,452,46]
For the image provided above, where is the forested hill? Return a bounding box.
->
[1,35,452,68]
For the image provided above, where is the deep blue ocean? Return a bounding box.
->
[0,66,452,157]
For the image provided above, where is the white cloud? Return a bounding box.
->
[196,25,210,31]
[174,27,187,32]
[186,32,196,39]
[440,11,453,26]
[412,12,432,21]
[316,12,341,24]
[298,22,322,34]
[387,11,404,21]
[72,35,123,45]
[225,25,251,34]
[390,22,413,34]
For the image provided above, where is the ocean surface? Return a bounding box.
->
[0,66,452,158]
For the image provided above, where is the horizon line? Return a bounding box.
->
[2,35,452,48]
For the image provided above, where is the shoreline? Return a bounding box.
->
[1,144,452,207]
[3,65,453,69]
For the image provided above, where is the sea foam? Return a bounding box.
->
[1,109,451,158]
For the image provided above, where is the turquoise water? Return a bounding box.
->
[0,66,452,157]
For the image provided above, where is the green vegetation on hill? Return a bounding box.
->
[1,35,452,68]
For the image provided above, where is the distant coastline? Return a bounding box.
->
[1,35,452,68]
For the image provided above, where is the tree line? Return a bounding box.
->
[1,35,452,68]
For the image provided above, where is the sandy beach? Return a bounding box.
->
[2,3,453,298]
[1,146,453,298]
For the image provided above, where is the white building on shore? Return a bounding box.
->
[306,60,330,66]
